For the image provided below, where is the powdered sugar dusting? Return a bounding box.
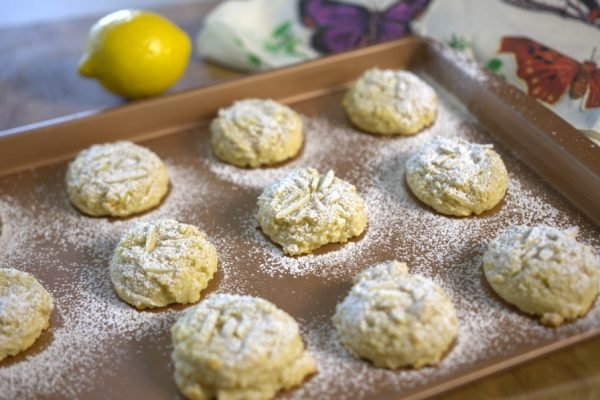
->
[255,168,367,256]
[228,85,592,282]
[0,160,247,398]
[344,68,438,134]
[202,115,344,190]
[65,141,170,217]
[294,295,600,400]
[404,136,504,213]
[0,72,598,400]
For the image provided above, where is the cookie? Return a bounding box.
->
[66,141,170,217]
[256,168,367,256]
[343,68,437,135]
[483,225,599,326]
[171,294,316,400]
[333,261,458,369]
[210,99,304,167]
[0,268,54,361]
[405,137,508,216]
[110,219,218,310]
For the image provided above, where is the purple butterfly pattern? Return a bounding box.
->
[299,0,432,54]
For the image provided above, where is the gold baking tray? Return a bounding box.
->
[0,37,598,400]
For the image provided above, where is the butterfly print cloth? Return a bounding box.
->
[196,0,600,139]
[298,0,430,53]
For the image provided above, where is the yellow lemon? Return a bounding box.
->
[79,10,191,99]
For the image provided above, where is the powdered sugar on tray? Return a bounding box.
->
[0,161,248,398]
[294,295,600,400]
[208,78,597,396]
[222,84,592,281]
[0,72,598,400]
[201,115,343,190]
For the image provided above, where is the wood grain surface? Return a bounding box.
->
[0,2,599,399]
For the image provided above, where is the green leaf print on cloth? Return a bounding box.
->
[264,20,309,58]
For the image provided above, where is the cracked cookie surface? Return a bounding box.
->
[256,168,367,256]
[0,268,54,361]
[343,68,437,135]
[333,260,458,369]
[210,99,303,168]
[405,137,508,216]
[66,141,170,217]
[110,219,218,309]
[483,225,599,326]
[171,294,316,400]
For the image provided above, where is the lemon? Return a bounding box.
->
[78,10,191,99]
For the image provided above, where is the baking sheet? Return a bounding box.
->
[0,37,599,400]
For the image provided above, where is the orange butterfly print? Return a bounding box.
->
[499,36,600,110]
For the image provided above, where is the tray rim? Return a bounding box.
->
[0,37,598,226]
[0,36,599,399]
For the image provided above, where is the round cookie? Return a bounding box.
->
[210,99,304,168]
[405,137,508,216]
[333,260,458,369]
[0,268,54,361]
[342,68,437,135]
[483,225,599,327]
[171,294,316,400]
[66,141,170,217]
[256,168,367,256]
[110,219,218,310]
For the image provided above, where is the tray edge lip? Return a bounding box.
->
[0,37,426,139]
[0,35,599,399]
[392,326,600,400]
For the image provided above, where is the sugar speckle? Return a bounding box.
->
[0,73,598,399]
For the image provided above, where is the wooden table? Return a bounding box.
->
[0,2,239,132]
[1,2,599,399]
